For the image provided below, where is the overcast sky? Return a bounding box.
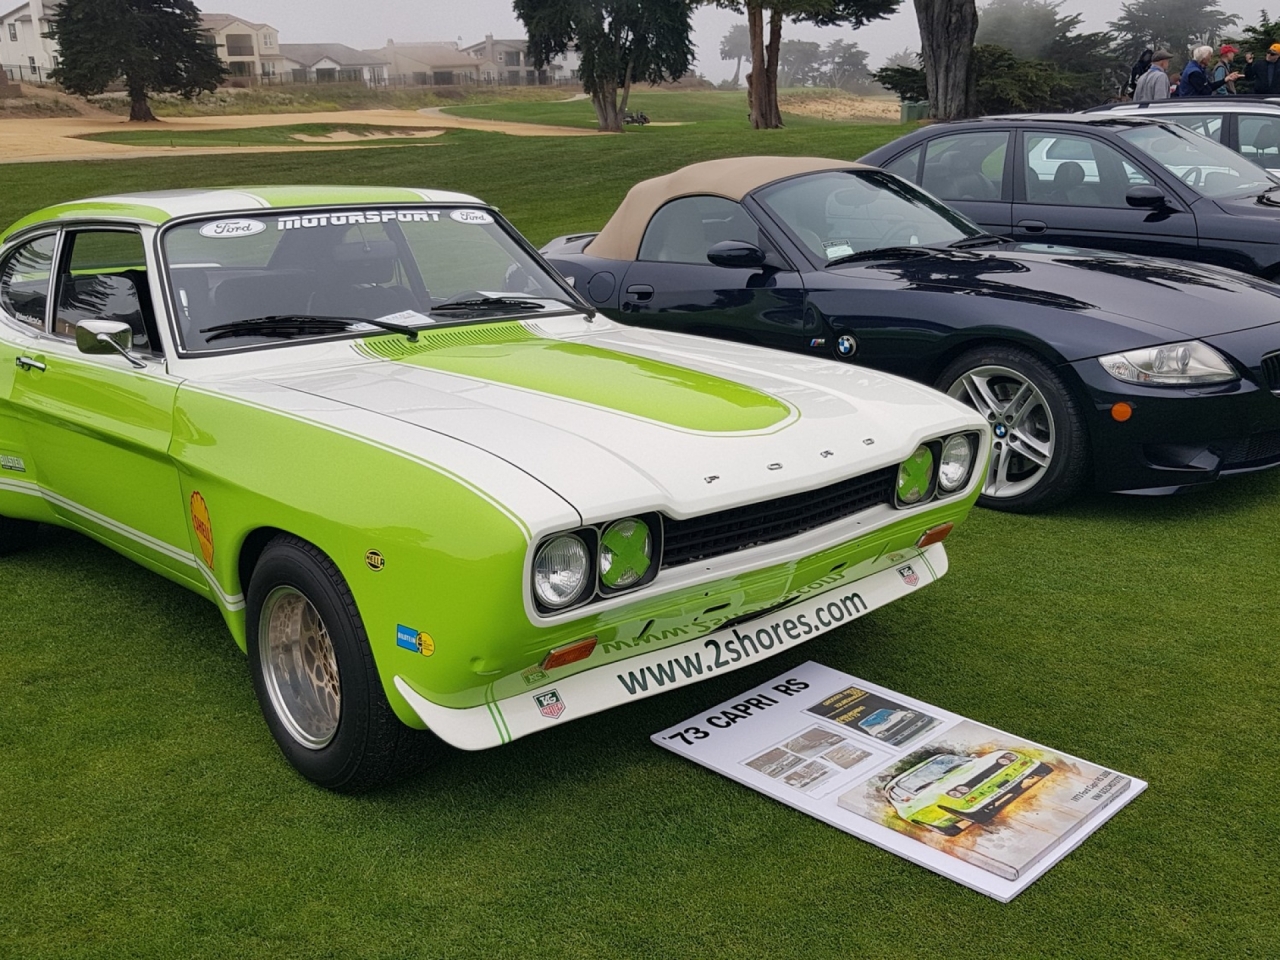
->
[228,0,1263,75]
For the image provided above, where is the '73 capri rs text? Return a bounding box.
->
[0,187,987,790]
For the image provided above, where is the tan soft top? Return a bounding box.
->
[587,156,866,261]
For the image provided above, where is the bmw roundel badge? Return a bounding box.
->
[994,423,1008,438]
[835,335,857,358]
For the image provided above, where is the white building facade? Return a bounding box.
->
[0,0,59,83]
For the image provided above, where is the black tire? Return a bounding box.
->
[936,345,1089,513]
[0,516,38,556]
[246,534,444,792]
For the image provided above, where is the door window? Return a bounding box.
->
[1238,115,1280,164]
[0,234,56,330]
[1023,134,1151,207]
[1145,113,1224,142]
[920,132,1008,201]
[882,145,922,182]
[54,230,157,351]
[638,196,761,263]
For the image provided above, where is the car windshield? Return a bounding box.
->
[755,169,983,263]
[895,754,970,793]
[162,206,574,352]
[1118,124,1277,199]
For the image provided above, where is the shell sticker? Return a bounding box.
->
[190,492,214,567]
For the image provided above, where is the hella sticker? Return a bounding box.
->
[198,218,266,239]
[449,209,494,225]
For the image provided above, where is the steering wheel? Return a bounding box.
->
[1179,166,1204,188]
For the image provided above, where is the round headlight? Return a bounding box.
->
[938,434,974,493]
[533,534,590,609]
[896,445,935,505]
[599,518,652,590]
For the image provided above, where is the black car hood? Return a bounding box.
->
[833,243,1280,340]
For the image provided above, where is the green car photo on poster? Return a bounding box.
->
[886,751,1054,836]
[0,186,989,792]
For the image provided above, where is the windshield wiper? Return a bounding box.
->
[429,297,548,313]
[824,246,931,267]
[947,235,1005,249]
[200,314,421,342]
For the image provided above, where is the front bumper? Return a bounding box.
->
[395,542,948,750]
[1069,331,1280,493]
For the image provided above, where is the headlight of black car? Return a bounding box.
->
[1098,341,1237,386]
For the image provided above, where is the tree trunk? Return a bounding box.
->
[761,8,784,129]
[618,57,634,117]
[591,79,622,133]
[747,4,766,128]
[913,0,978,120]
[127,78,156,122]
[730,56,742,89]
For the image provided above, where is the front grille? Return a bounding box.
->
[1220,428,1280,467]
[1261,352,1280,393]
[661,466,897,569]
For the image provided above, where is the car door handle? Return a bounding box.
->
[15,356,46,372]
[1015,220,1047,234]
[625,284,654,302]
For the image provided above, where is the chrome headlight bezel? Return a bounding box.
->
[938,433,975,493]
[1098,341,1238,386]
[532,531,595,613]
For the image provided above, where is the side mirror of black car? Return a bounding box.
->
[706,240,767,269]
[1126,185,1167,209]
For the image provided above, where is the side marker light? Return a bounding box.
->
[916,523,954,549]
[1111,402,1133,422]
[541,636,598,672]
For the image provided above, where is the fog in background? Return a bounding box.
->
[230,0,1264,79]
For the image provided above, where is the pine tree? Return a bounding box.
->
[49,0,226,121]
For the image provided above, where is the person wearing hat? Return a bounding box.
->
[1134,49,1175,102]
[1212,44,1240,95]
[1179,45,1243,96]
[1244,43,1280,95]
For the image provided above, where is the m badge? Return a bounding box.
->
[534,689,566,720]
[897,564,919,588]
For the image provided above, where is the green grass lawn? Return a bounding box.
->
[78,122,451,149]
[443,88,839,128]
[2,120,1278,959]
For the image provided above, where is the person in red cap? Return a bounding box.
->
[1213,44,1239,95]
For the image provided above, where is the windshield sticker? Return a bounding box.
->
[450,209,495,225]
[199,218,267,239]
[823,241,854,259]
[277,210,443,230]
[373,309,433,326]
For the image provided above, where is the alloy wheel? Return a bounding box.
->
[258,585,342,749]
[947,365,1055,499]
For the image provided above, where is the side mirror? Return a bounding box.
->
[706,240,767,269]
[76,319,145,369]
[1126,185,1167,209]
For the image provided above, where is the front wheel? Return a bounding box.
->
[0,515,38,556]
[246,534,443,792]
[937,346,1089,513]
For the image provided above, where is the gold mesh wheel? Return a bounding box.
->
[259,585,341,749]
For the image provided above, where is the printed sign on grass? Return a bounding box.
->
[653,661,1145,901]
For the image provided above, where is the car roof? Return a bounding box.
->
[1,185,484,243]
[947,114,1166,127]
[587,156,867,261]
[1084,98,1280,114]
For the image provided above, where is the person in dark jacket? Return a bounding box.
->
[1244,43,1280,95]
[1178,45,1241,96]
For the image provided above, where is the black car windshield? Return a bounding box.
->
[162,206,573,352]
[755,169,982,263]
[1118,125,1277,198]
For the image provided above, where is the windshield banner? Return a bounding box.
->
[653,661,1144,902]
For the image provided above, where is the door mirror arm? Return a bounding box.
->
[75,319,146,369]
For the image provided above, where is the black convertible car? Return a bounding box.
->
[542,156,1280,512]
[858,114,1280,278]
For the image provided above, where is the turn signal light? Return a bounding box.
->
[1111,402,1133,422]
[540,636,598,672]
[915,523,954,549]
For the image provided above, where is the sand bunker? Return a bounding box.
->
[291,128,445,142]
[780,92,901,122]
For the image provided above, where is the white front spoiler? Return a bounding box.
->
[395,542,949,751]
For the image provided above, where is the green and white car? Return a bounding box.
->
[0,187,988,790]
[887,750,1053,835]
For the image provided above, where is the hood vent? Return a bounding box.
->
[356,320,537,360]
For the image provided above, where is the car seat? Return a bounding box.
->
[1048,162,1099,205]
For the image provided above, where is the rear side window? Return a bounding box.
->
[1239,114,1280,164]
[0,235,56,330]
[921,132,1009,201]
[638,196,761,264]
[1145,112,1224,142]
[882,146,922,181]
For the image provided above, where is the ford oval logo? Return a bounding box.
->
[449,209,495,225]
[199,218,266,238]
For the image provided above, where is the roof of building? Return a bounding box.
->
[200,12,273,32]
[588,157,863,261]
[279,43,389,67]
[1,186,483,243]
[2,1,62,22]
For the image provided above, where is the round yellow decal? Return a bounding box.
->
[365,550,386,571]
[416,632,435,656]
[190,492,214,567]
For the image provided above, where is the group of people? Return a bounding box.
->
[1132,43,1280,101]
